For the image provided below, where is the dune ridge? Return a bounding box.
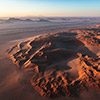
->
[6,25,100,98]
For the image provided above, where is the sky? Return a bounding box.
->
[0,0,100,18]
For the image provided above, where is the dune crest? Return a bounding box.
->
[7,25,100,98]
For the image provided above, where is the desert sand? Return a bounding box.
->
[0,24,100,100]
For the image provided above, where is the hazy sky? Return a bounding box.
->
[0,0,100,18]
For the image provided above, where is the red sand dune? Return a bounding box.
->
[6,25,100,98]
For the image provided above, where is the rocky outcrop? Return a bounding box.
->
[6,25,100,98]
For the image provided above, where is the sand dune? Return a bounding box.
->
[6,25,100,99]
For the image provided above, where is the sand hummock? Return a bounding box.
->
[6,25,100,99]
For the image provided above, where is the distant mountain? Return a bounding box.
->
[0,19,4,21]
[0,19,4,23]
[0,18,51,24]
[38,19,50,22]
[6,18,23,23]
[1,18,34,23]
[47,17,58,20]
[24,19,33,22]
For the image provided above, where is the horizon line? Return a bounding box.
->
[1,16,100,19]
